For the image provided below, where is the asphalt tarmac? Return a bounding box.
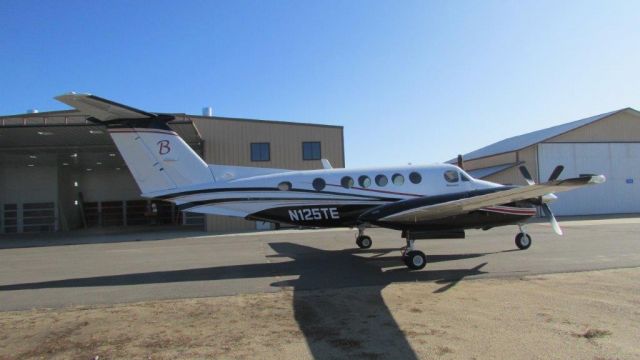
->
[1,218,639,312]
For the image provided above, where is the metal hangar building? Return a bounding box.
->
[0,108,344,234]
[460,108,640,216]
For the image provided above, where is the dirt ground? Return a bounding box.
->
[1,267,638,360]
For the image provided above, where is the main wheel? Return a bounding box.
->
[404,250,427,270]
[356,235,372,249]
[515,232,532,250]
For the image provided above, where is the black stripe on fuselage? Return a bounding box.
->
[156,187,403,202]
[177,197,390,211]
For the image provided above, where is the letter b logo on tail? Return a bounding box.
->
[157,140,171,155]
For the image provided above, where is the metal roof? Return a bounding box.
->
[466,162,520,179]
[461,108,631,161]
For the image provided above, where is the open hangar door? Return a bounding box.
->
[539,143,640,216]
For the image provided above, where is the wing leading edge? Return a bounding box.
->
[364,175,606,224]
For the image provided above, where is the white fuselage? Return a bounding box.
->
[149,163,502,221]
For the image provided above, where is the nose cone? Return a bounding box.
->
[590,174,606,184]
[542,193,558,204]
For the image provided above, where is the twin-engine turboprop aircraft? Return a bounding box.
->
[56,93,606,270]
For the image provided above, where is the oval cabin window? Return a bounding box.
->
[375,174,388,187]
[312,178,326,191]
[278,181,292,191]
[358,175,371,188]
[341,176,354,189]
[409,172,422,184]
[392,173,405,185]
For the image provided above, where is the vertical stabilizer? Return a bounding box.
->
[108,127,213,194]
[55,93,214,195]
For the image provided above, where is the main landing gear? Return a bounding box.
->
[515,225,532,250]
[355,227,372,249]
[402,239,427,270]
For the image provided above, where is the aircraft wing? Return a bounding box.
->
[367,175,606,224]
[55,93,156,121]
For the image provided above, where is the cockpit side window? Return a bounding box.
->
[460,172,471,182]
[444,170,459,183]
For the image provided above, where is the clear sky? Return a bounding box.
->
[1,1,639,167]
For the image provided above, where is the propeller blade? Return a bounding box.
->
[541,204,563,235]
[518,166,535,186]
[547,165,565,181]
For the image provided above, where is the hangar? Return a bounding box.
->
[460,108,640,216]
[0,107,344,234]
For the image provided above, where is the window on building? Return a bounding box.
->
[251,143,270,162]
[302,142,321,160]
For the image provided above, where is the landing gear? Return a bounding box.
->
[355,227,372,249]
[402,238,427,270]
[515,225,532,250]
[356,235,372,249]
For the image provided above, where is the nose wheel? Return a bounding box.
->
[515,225,532,250]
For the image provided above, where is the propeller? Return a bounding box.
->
[518,165,565,235]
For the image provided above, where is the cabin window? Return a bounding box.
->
[312,178,326,191]
[302,142,321,160]
[409,172,422,184]
[392,173,405,185]
[278,181,292,191]
[375,174,388,187]
[358,175,371,188]
[250,143,270,162]
[341,176,354,188]
[444,170,459,183]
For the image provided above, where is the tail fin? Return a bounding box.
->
[56,93,213,195]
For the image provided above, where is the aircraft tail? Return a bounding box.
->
[55,93,214,195]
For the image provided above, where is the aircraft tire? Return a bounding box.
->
[405,250,427,270]
[356,235,372,249]
[515,233,532,250]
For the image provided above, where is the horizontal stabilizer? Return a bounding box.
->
[56,93,157,121]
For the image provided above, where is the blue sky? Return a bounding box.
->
[1,1,639,167]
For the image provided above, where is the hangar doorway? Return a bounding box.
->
[0,114,204,234]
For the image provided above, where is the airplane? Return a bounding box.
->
[55,93,606,270]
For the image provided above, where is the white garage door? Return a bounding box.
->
[538,143,640,215]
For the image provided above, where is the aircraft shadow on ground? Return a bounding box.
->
[0,242,490,359]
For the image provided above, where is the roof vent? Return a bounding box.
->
[27,109,39,114]
[202,107,213,117]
